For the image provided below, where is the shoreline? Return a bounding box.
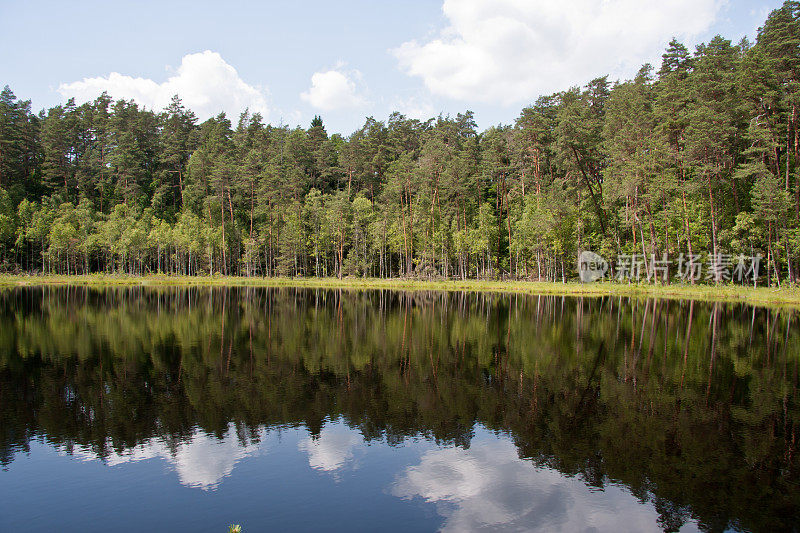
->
[1,274,799,308]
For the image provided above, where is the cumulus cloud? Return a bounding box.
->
[301,67,367,111]
[58,50,269,120]
[393,436,700,532]
[390,94,436,120]
[68,424,267,490]
[393,0,727,105]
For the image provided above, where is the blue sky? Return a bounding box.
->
[0,0,785,134]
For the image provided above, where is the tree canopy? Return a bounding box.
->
[1,2,800,283]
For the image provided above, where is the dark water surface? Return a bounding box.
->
[0,287,798,532]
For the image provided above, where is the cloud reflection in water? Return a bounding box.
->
[392,433,701,532]
[67,424,266,490]
[298,422,363,473]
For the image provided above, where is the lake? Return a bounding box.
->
[0,287,798,532]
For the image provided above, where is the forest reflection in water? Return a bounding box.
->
[0,287,798,532]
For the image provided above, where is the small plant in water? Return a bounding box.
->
[228,525,242,533]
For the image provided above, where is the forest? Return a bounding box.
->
[1,2,799,282]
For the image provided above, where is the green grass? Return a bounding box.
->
[1,273,799,307]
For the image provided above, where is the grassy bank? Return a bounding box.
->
[1,274,799,308]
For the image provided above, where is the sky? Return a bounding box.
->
[0,0,786,135]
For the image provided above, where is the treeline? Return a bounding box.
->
[1,3,800,281]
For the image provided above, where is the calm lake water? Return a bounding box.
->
[0,287,798,532]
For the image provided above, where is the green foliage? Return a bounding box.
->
[0,4,800,283]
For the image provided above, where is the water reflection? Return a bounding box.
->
[66,424,267,490]
[0,287,797,531]
[393,431,700,533]
[299,422,363,473]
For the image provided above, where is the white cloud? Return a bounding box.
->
[58,50,269,120]
[67,424,267,490]
[393,0,727,105]
[392,435,701,532]
[301,67,366,111]
[391,94,436,120]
